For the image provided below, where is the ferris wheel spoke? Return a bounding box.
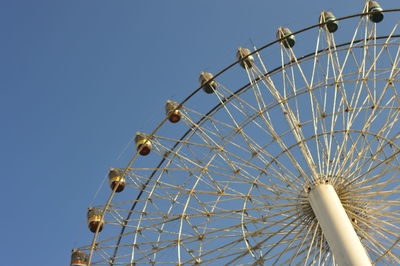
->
[217,114,308,185]
[356,224,400,264]
[330,100,376,179]
[373,236,400,264]
[342,197,400,207]
[343,162,400,194]
[267,221,317,264]
[252,217,306,264]
[341,138,400,187]
[208,80,300,186]
[222,105,306,181]
[282,221,318,265]
[223,210,304,264]
[305,29,329,176]
[210,148,302,195]
[129,151,220,262]
[179,111,269,177]
[241,59,319,183]
[214,84,260,117]
[365,24,399,77]
[333,100,399,183]
[341,184,399,203]
[338,136,389,185]
[177,136,303,195]
[324,19,370,178]
[345,205,400,238]
[173,140,254,264]
[278,50,322,180]
[300,221,321,266]
[221,129,305,191]
[178,207,304,264]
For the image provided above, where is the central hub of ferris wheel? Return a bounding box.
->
[308,184,371,265]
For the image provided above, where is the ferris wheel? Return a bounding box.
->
[71,2,400,265]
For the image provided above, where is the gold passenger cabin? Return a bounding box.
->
[87,207,104,233]
[135,132,152,156]
[108,168,125,193]
[165,100,181,123]
[70,249,88,266]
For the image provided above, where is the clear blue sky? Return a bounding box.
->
[0,1,397,265]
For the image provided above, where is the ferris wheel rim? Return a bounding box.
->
[85,8,400,265]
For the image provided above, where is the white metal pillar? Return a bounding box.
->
[308,184,371,266]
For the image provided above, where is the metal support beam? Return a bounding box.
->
[308,184,371,266]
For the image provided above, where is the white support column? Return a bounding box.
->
[308,184,371,266]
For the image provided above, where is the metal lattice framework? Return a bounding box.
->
[77,7,400,265]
